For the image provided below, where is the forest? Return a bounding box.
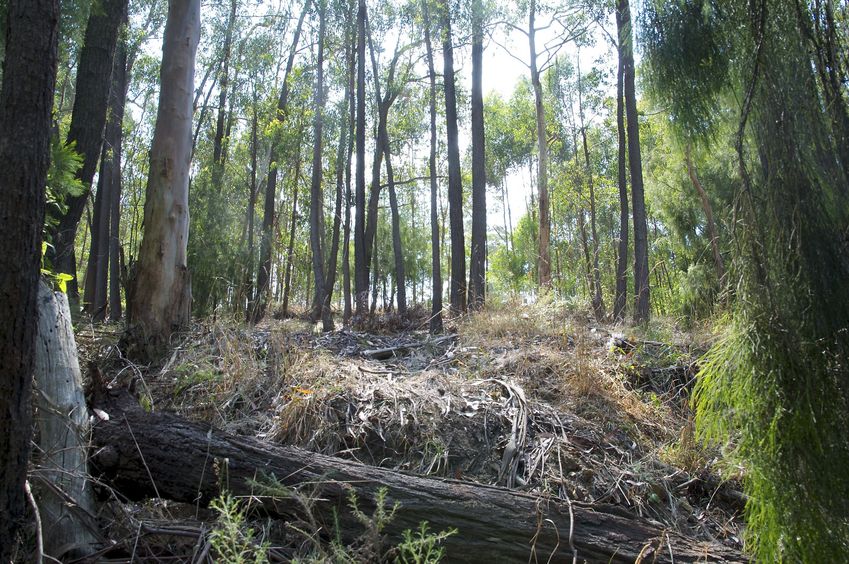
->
[1,0,848,561]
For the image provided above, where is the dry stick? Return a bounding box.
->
[25,480,45,564]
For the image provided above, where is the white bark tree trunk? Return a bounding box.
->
[126,0,200,361]
[33,280,98,560]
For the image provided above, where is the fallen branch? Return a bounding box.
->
[87,380,745,563]
[361,333,457,360]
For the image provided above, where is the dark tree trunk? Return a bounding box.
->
[125,0,199,362]
[385,148,407,316]
[245,89,259,320]
[108,39,129,322]
[423,0,443,334]
[354,0,369,318]
[342,23,356,325]
[613,19,629,322]
[82,156,111,319]
[440,0,467,314]
[468,0,487,310]
[84,34,129,322]
[0,0,58,557]
[619,0,650,321]
[49,0,126,306]
[251,0,309,323]
[309,0,331,330]
[88,388,746,564]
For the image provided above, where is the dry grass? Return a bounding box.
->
[81,300,743,559]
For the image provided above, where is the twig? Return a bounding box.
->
[25,480,44,564]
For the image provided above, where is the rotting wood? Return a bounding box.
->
[87,376,746,563]
[33,281,100,559]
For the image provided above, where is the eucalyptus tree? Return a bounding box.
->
[643,0,849,559]
[493,0,588,290]
[617,0,648,321]
[438,0,466,313]
[468,0,487,309]
[354,0,369,317]
[422,0,443,333]
[308,0,331,329]
[0,0,59,555]
[252,0,310,323]
[126,0,200,361]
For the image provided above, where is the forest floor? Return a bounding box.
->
[78,301,746,562]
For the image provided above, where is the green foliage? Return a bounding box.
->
[209,493,270,563]
[397,522,457,564]
[644,0,849,560]
[45,138,85,231]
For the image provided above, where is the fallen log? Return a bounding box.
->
[88,381,745,563]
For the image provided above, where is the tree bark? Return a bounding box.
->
[88,389,746,564]
[440,0,467,313]
[386,147,407,316]
[252,0,310,323]
[613,19,629,322]
[619,0,650,321]
[125,0,200,362]
[423,0,443,334]
[468,0,487,310]
[354,0,370,318]
[0,0,58,556]
[33,282,99,560]
[49,0,126,306]
[108,39,129,322]
[309,0,331,330]
[342,14,356,325]
[83,34,129,322]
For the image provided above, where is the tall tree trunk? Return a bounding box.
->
[84,34,129,322]
[423,0,443,333]
[613,19,629,322]
[325,21,354,328]
[125,0,200,362]
[309,0,331,330]
[619,0,650,321]
[251,0,309,323]
[577,61,605,320]
[529,0,551,289]
[440,0,467,313]
[245,89,259,319]
[82,155,111,318]
[342,9,356,325]
[385,147,407,316]
[0,0,58,557]
[685,145,725,283]
[468,0,487,310]
[282,138,305,317]
[108,39,130,322]
[49,0,126,307]
[354,0,369,318]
